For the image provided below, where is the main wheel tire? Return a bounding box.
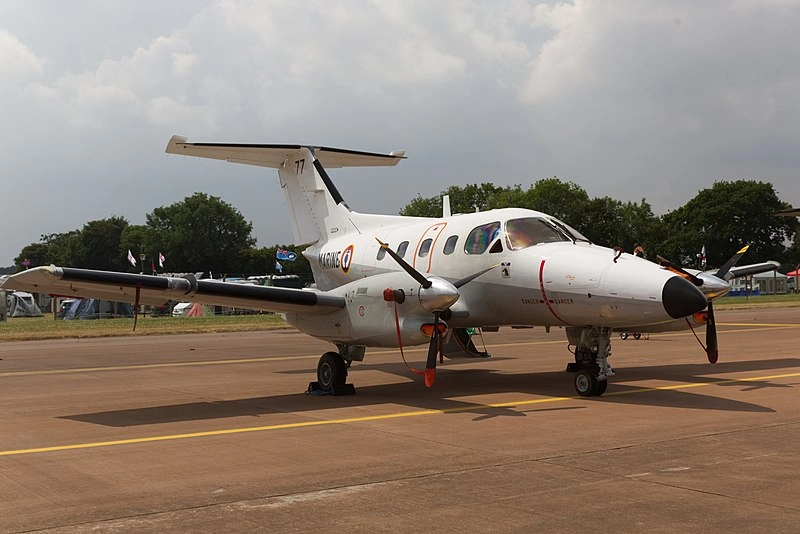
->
[593,378,608,396]
[317,352,347,391]
[619,332,629,340]
[574,370,597,397]
[633,332,642,340]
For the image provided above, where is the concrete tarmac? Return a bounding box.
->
[1,307,799,533]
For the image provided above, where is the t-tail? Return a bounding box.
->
[165,136,405,246]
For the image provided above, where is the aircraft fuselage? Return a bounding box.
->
[285,207,707,347]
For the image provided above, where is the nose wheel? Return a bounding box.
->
[574,370,608,397]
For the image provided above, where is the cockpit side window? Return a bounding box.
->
[464,222,501,254]
[505,217,565,250]
[377,244,388,261]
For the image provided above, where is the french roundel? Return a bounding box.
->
[341,245,355,274]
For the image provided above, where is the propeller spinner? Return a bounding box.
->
[376,238,496,386]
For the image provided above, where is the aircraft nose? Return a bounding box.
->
[662,276,708,319]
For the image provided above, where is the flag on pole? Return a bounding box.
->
[158,252,165,268]
[700,245,707,269]
[275,261,283,273]
[127,250,136,266]
[276,248,297,261]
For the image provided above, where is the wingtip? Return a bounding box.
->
[165,134,189,154]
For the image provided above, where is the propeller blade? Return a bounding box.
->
[376,238,431,289]
[706,301,718,363]
[714,244,749,279]
[452,264,500,289]
[657,255,703,286]
[424,312,440,387]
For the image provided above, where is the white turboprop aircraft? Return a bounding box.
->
[3,136,717,397]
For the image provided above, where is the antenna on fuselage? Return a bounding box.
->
[442,195,451,217]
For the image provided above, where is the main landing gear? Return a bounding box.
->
[307,348,357,396]
[565,326,615,397]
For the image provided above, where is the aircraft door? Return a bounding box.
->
[413,222,447,273]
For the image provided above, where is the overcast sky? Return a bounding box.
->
[2,1,799,266]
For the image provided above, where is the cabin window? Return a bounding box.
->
[505,217,565,250]
[396,241,409,258]
[418,238,433,257]
[443,235,458,255]
[376,244,388,261]
[464,221,501,254]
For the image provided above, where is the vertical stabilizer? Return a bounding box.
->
[277,148,355,246]
[164,136,405,247]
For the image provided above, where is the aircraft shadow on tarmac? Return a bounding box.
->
[60,357,798,427]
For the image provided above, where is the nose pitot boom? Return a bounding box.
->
[662,276,708,319]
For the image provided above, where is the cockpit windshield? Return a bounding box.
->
[505,217,591,251]
[547,217,591,243]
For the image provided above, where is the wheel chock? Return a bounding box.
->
[306,382,356,396]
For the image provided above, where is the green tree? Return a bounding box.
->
[146,193,255,273]
[399,195,441,218]
[516,178,590,229]
[400,183,506,217]
[72,216,130,271]
[36,231,81,267]
[14,243,51,272]
[119,225,157,272]
[658,180,797,267]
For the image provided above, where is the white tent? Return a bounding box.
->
[6,291,44,317]
[0,288,7,321]
[753,271,788,294]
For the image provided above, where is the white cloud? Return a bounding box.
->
[0,28,44,88]
[171,52,198,76]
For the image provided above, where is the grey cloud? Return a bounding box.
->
[1,1,799,266]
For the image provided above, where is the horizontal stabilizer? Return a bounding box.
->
[1,266,345,315]
[165,135,405,169]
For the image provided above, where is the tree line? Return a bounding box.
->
[11,192,313,282]
[401,179,799,269]
[9,179,800,278]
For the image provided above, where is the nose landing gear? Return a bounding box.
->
[566,326,614,397]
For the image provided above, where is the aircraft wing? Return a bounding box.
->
[165,135,405,169]
[776,207,800,217]
[723,261,780,280]
[0,266,345,315]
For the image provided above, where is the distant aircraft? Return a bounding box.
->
[626,246,780,362]
[3,135,717,397]
[776,207,800,217]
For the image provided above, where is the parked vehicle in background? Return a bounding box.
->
[172,302,193,317]
[57,299,77,319]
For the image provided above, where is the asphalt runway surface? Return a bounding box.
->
[1,307,799,533]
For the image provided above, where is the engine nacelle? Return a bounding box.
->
[286,271,456,348]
